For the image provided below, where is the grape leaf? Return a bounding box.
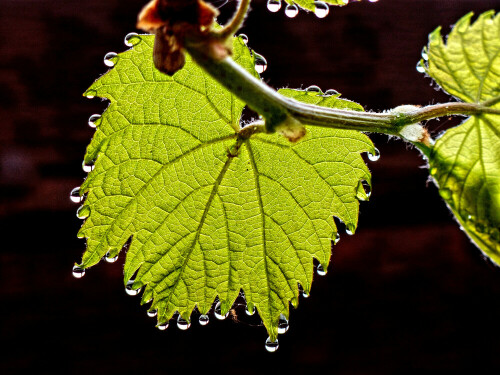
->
[422,11,500,263]
[77,33,375,340]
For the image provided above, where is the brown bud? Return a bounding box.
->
[137,0,219,75]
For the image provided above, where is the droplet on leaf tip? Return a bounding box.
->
[85,89,97,99]
[82,160,95,173]
[147,309,158,318]
[124,32,140,47]
[245,305,256,316]
[421,47,429,61]
[314,1,329,18]
[104,252,118,263]
[214,301,229,320]
[334,232,340,244]
[278,314,289,334]
[157,322,169,330]
[324,88,339,96]
[284,4,298,18]
[267,0,281,13]
[317,264,327,276]
[254,53,268,74]
[125,280,141,296]
[265,337,279,352]
[416,60,426,73]
[199,314,210,326]
[72,265,85,279]
[177,315,191,330]
[356,180,372,201]
[367,148,380,161]
[305,85,322,93]
[88,114,101,129]
[239,34,248,44]
[103,52,118,67]
[76,205,90,220]
[70,187,82,203]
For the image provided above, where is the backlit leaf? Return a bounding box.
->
[423,11,500,263]
[77,33,375,340]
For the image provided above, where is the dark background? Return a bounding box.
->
[1,0,500,373]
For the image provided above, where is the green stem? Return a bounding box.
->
[216,0,251,41]
[186,44,500,135]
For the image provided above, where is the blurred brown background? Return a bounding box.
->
[1,0,500,373]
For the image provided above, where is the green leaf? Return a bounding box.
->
[78,34,375,340]
[423,11,500,263]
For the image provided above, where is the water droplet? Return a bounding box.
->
[125,280,141,296]
[265,337,279,352]
[72,265,85,278]
[334,232,340,244]
[82,160,95,173]
[367,148,380,161]
[314,1,329,18]
[356,179,372,201]
[421,47,429,61]
[76,205,90,220]
[368,0,379,2]
[103,52,118,67]
[302,291,310,298]
[85,89,97,99]
[285,4,298,18]
[239,34,248,44]
[70,187,82,203]
[214,301,229,320]
[104,251,118,263]
[345,225,355,236]
[88,114,101,129]
[147,309,157,318]
[416,60,426,73]
[278,314,289,334]
[305,85,322,93]
[199,314,210,326]
[245,306,256,316]
[267,0,281,13]
[324,88,339,96]
[157,322,169,330]
[124,32,141,47]
[317,264,327,276]
[177,315,191,330]
[254,53,268,74]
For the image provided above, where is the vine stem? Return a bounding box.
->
[184,1,500,151]
[186,44,500,128]
[215,0,251,41]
